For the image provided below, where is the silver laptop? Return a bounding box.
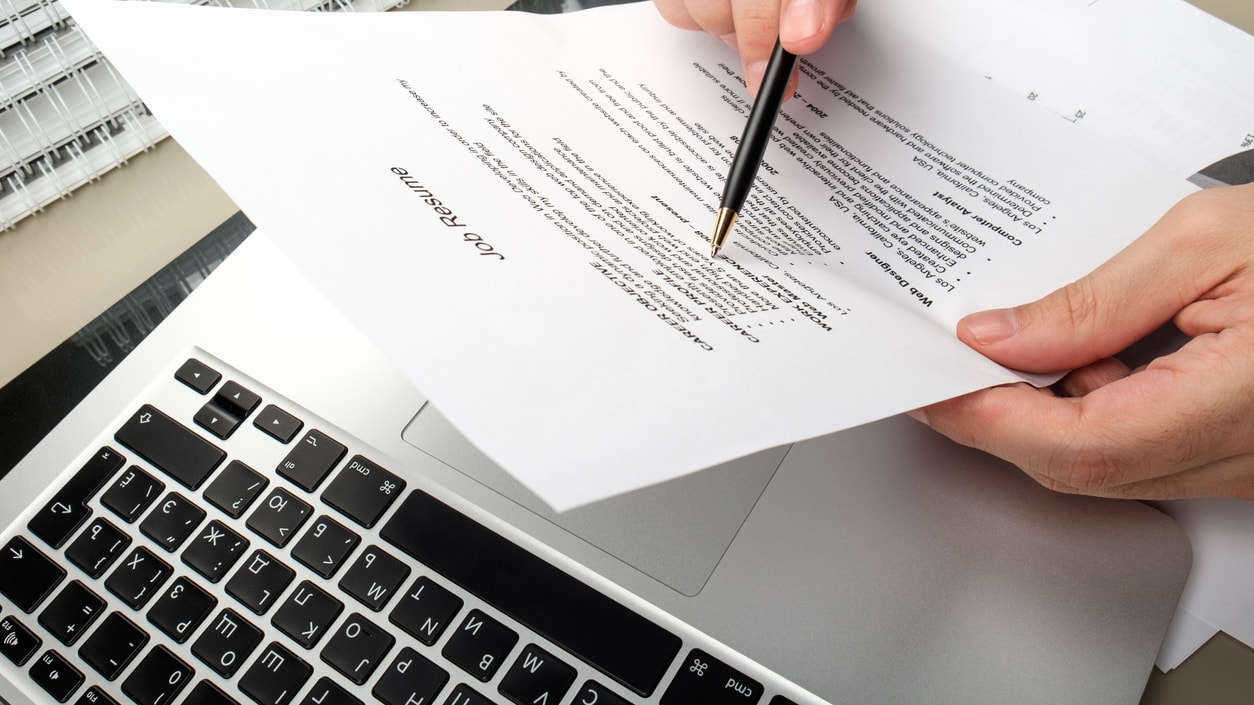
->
[0,201,1191,705]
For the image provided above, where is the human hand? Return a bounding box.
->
[652,0,857,96]
[913,183,1254,500]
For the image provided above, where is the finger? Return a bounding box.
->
[779,0,853,55]
[956,187,1243,373]
[1054,357,1130,397]
[730,0,783,95]
[652,0,704,30]
[1078,453,1254,501]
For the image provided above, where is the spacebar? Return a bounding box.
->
[380,491,680,697]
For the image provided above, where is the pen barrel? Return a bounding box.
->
[721,41,797,208]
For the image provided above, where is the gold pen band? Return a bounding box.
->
[710,207,738,257]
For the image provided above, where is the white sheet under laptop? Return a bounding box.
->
[62,0,1199,511]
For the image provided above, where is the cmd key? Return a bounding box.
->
[320,456,405,528]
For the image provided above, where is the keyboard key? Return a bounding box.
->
[443,684,497,705]
[203,460,269,519]
[115,405,226,490]
[122,646,195,705]
[371,647,448,705]
[291,515,359,578]
[176,359,222,395]
[214,381,262,419]
[389,576,463,646]
[65,517,131,578]
[498,644,575,705]
[195,402,243,440]
[140,492,206,551]
[0,535,66,612]
[277,430,346,492]
[105,547,172,609]
[320,455,405,528]
[247,488,312,548]
[100,466,165,523]
[226,550,294,614]
[148,577,217,643]
[573,681,632,705]
[28,447,124,549]
[660,649,763,705]
[254,405,303,444]
[0,615,41,666]
[238,642,312,705]
[38,580,104,645]
[320,613,394,684]
[272,581,343,649]
[441,609,517,682]
[183,520,250,582]
[183,681,240,705]
[769,696,800,705]
[299,678,362,705]
[30,650,84,703]
[382,491,681,697]
[192,609,263,677]
[78,612,148,680]
[338,545,409,611]
[75,685,120,705]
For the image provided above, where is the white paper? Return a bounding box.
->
[63,0,1197,509]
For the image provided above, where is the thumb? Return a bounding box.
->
[956,192,1228,373]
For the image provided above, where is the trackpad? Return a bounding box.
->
[401,403,786,596]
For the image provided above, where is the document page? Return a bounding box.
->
[65,0,1195,509]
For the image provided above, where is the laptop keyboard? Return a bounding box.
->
[0,354,801,705]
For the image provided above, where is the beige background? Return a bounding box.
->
[1,2,1252,702]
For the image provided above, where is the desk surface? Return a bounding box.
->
[1,1,1253,703]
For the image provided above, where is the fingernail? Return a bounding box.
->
[745,59,767,95]
[906,409,930,427]
[964,308,1019,345]
[718,32,738,49]
[781,0,825,44]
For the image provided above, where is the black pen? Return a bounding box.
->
[710,39,797,257]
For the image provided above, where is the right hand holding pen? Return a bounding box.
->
[652,0,857,96]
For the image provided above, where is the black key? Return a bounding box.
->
[115,405,226,490]
[769,696,800,705]
[183,520,250,582]
[30,650,84,702]
[78,612,148,680]
[247,488,311,548]
[389,576,463,646]
[148,577,218,643]
[320,613,394,684]
[338,545,409,611]
[299,678,362,705]
[105,546,172,609]
[203,460,268,519]
[382,491,681,697]
[372,647,448,705]
[195,402,243,440]
[65,517,131,578]
[75,685,121,705]
[226,550,294,614]
[100,465,165,523]
[321,455,405,528]
[271,581,343,649]
[238,642,312,705]
[184,681,240,705]
[660,649,763,705]
[38,580,105,645]
[291,515,359,578]
[192,609,263,677]
[443,684,497,705]
[276,430,346,492]
[0,615,41,666]
[176,358,222,395]
[28,447,124,548]
[441,609,517,682]
[140,492,206,551]
[255,405,303,444]
[498,644,575,705]
[214,381,262,419]
[122,646,195,705]
[573,681,632,705]
[0,535,65,612]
